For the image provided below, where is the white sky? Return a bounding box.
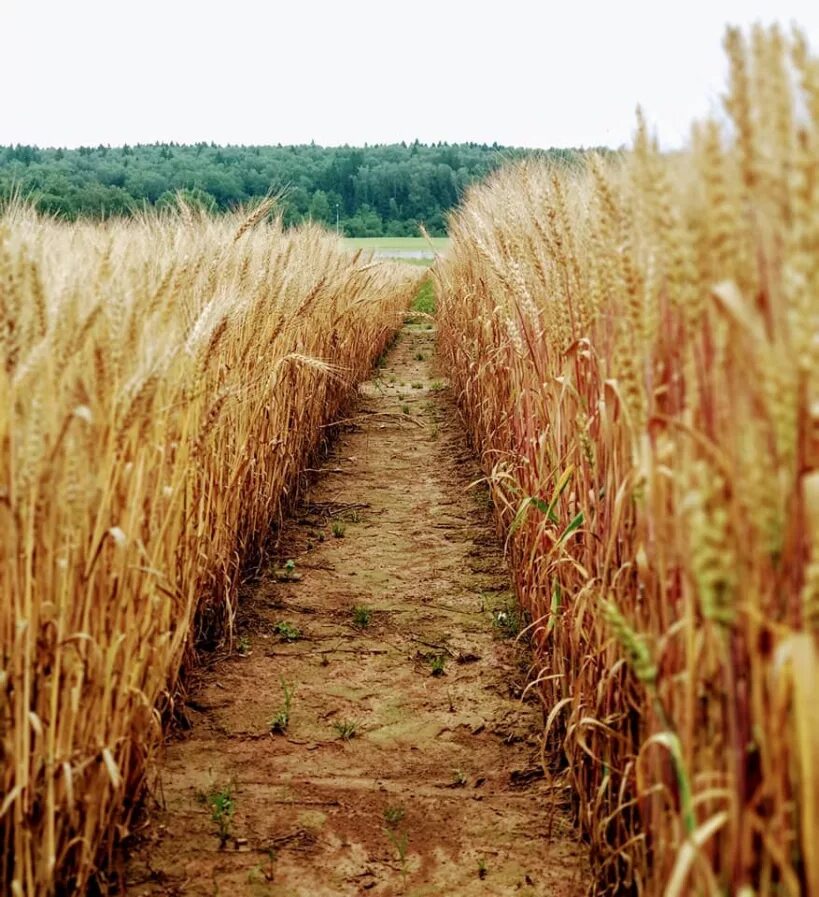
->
[2,0,818,150]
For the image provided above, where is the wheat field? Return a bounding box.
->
[3,20,819,897]
[438,25,819,897]
[0,202,417,895]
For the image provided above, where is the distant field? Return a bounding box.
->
[343,236,449,265]
[343,237,450,250]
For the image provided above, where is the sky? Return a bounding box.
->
[2,0,818,150]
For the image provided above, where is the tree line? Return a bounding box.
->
[0,142,598,236]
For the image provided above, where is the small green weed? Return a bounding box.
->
[430,654,446,677]
[236,634,251,656]
[269,679,295,734]
[387,828,409,882]
[491,600,524,639]
[383,805,411,887]
[273,620,301,642]
[268,677,296,735]
[274,558,299,581]
[247,848,277,883]
[411,382,423,389]
[331,520,346,539]
[384,804,405,826]
[352,605,371,628]
[196,782,236,844]
[401,403,411,415]
[333,719,358,740]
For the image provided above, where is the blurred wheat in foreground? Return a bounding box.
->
[438,25,819,897]
[0,203,416,895]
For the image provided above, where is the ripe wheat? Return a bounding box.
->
[438,25,819,897]
[0,201,416,895]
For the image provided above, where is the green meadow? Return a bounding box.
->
[343,236,449,265]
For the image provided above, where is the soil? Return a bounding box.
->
[124,317,587,897]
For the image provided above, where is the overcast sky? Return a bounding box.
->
[2,0,818,150]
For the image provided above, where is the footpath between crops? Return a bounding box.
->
[125,315,586,896]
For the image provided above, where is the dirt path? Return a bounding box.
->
[125,316,586,897]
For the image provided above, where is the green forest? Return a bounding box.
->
[0,142,592,236]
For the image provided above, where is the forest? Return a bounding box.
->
[0,141,591,235]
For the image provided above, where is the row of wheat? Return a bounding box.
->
[437,25,819,897]
[0,203,416,895]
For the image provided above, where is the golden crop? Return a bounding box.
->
[438,25,819,897]
[0,202,416,895]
